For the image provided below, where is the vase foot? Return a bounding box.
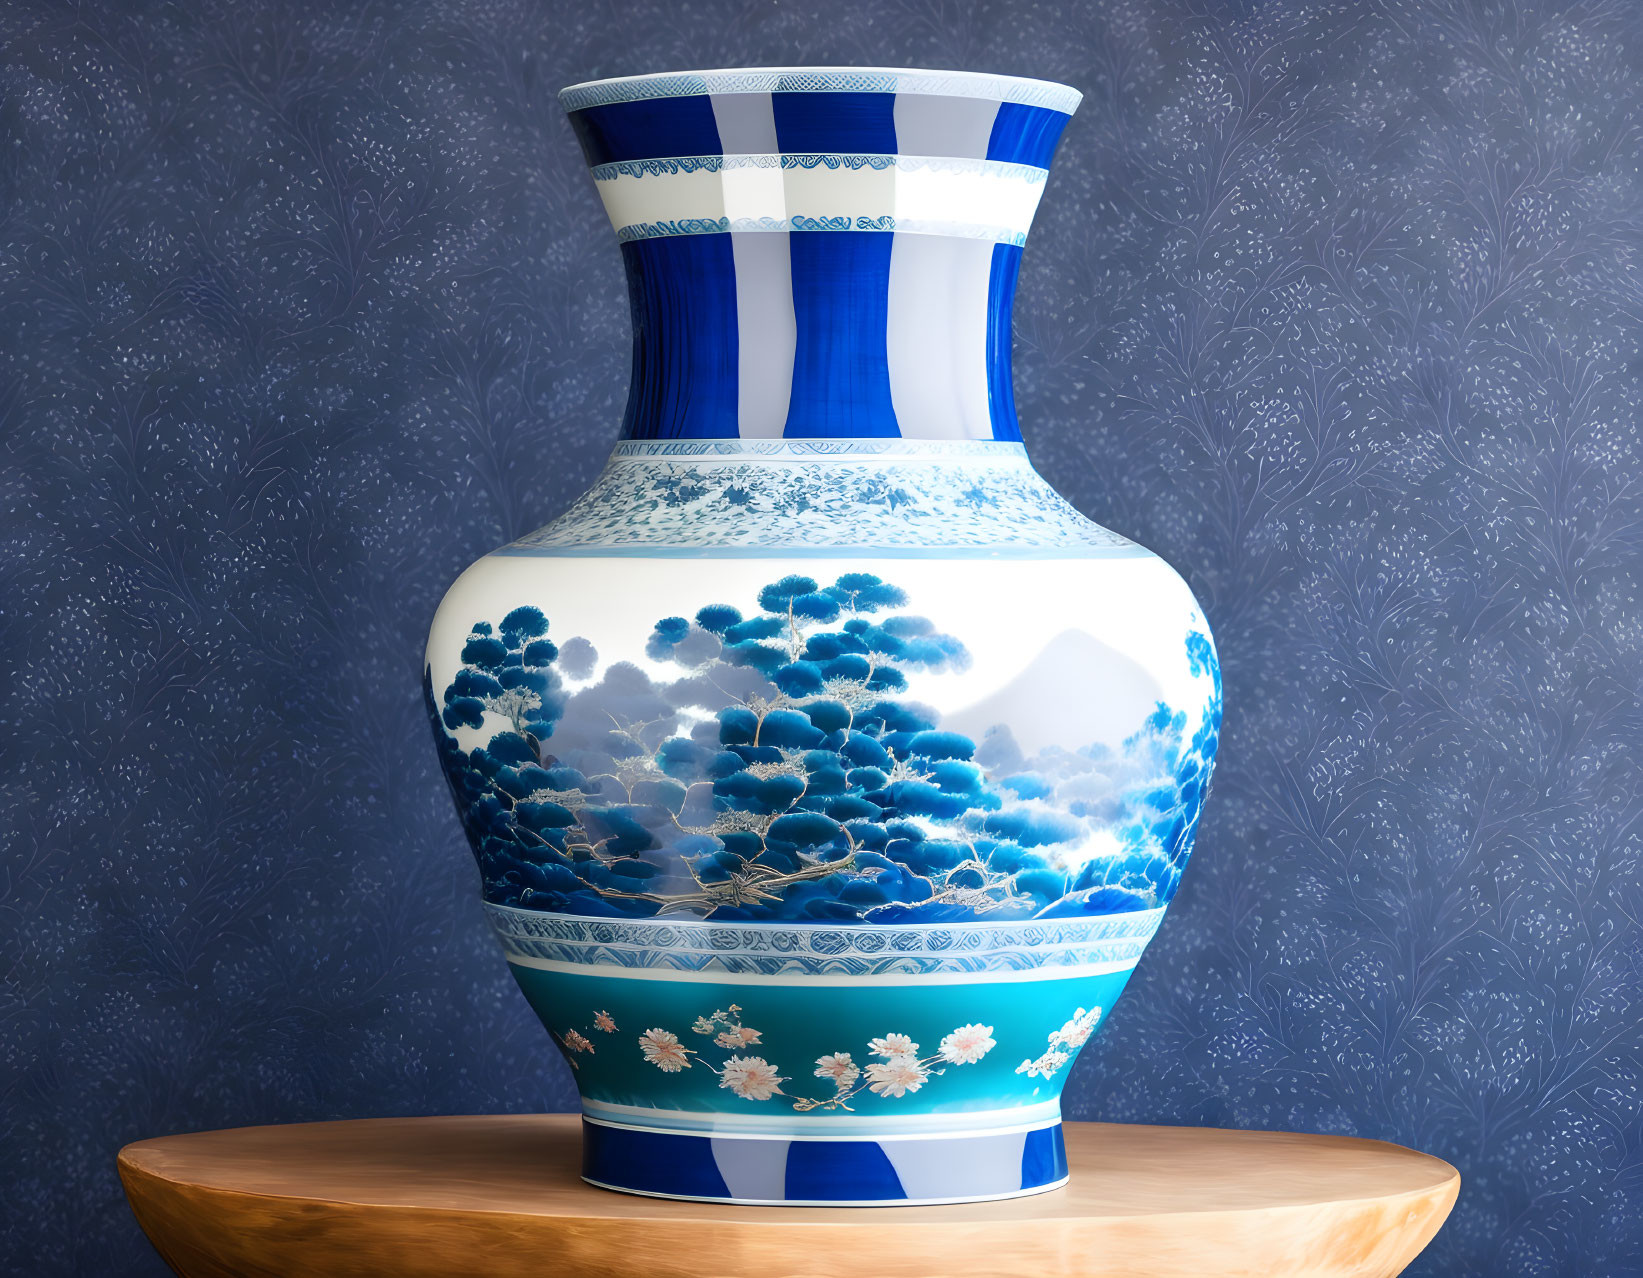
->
[579,1117,1068,1206]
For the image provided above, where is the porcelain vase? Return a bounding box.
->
[426,66,1221,1206]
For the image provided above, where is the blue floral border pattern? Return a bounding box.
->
[560,69,1083,114]
[485,903,1165,975]
[498,443,1139,555]
[613,216,1029,246]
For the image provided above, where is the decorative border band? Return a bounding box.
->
[561,68,1083,115]
[589,154,1050,183]
[594,152,1047,245]
[580,1116,1068,1205]
[613,215,1027,245]
[605,439,1031,459]
[484,904,1165,976]
[499,447,1138,555]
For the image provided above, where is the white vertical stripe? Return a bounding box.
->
[886,235,996,439]
[892,93,1001,159]
[711,1136,790,1200]
[881,1129,1030,1198]
[713,91,794,439]
[728,231,796,438]
[710,92,779,154]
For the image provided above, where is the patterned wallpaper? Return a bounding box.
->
[3,1,1641,1273]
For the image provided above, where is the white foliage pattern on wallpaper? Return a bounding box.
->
[1,2,1640,1275]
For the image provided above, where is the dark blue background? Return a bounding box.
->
[4,2,1641,1274]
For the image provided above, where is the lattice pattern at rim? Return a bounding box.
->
[589,154,1051,182]
[560,68,1083,114]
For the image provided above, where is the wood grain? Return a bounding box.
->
[118,1116,1458,1278]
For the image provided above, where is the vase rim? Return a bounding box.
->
[559,66,1082,115]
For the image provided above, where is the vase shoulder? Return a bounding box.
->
[490,440,1150,560]
[427,455,1219,929]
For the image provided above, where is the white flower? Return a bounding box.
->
[938,1024,996,1065]
[1016,1049,1070,1080]
[813,1053,860,1088]
[563,1029,594,1054]
[1049,1007,1102,1050]
[719,1055,787,1101]
[593,1011,617,1033]
[866,1054,929,1098]
[639,1028,692,1072]
[715,1025,762,1048]
[692,1016,718,1036]
[868,1033,918,1059]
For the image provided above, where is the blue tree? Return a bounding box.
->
[432,580,1219,924]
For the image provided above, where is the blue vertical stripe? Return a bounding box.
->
[783,1139,906,1201]
[985,103,1072,169]
[586,89,1076,442]
[582,1122,1065,1202]
[581,1121,732,1199]
[620,236,740,440]
[985,242,1025,443]
[783,232,899,438]
[772,92,898,153]
[570,96,723,165]
[1020,1123,1069,1187]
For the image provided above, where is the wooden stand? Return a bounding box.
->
[119,1115,1457,1277]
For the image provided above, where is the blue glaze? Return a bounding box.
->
[1020,1124,1068,1186]
[581,1122,733,1198]
[782,1139,904,1201]
[771,91,899,154]
[569,96,724,165]
[985,102,1072,168]
[581,1119,1067,1204]
[782,232,899,439]
[565,85,1077,442]
[619,236,741,439]
[985,242,1025,442]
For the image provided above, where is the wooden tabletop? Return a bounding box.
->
[119,1115,1458,1278]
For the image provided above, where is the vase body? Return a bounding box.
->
[427,67,1221,1206]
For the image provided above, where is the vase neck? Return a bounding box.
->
[562,69,1080,443]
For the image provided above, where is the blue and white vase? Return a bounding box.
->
[427,67,1221,1206]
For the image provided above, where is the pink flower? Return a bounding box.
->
[868,1033,917,1059]
[692,1016,718,1036]
[812,1053,860,1088]
[563,1029,594,1054]
[638,1028,692,1072]
[719,1055,787,1101]
[938,1024,996,1065]
[593,1010,617,1033]
[865,1054,929,1098]
[715,1025,762,1049]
